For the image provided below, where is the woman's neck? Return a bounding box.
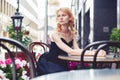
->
[61,25,69,34]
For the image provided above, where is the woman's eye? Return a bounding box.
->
[57,14,67,18]
[62,14,66,17]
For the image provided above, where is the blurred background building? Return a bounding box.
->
[0,0,120,48]
[0,0,39,41]
[71,0,120,48]
[0,0,71,43]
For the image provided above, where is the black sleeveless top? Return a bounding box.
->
[46,38,73,68]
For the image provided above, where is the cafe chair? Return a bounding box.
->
[80,40,120,69]
[28,42,50,76]
[28,41,50,62]
[0,37,36,80]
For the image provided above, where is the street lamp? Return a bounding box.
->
[11,0,24,56]
[11,0,24,32]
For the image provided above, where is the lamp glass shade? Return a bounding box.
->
[11,12,23,31]
[14,18,21,30]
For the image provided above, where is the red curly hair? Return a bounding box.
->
[55,7,77,36]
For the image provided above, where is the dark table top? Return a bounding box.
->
[32,69,120,80]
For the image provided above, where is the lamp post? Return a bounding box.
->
[45,0,48,43]
[11,0,23,33]
[11,0,24,55]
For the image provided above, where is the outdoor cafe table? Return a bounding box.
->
[32,69,120,80]
[58,55,120,63]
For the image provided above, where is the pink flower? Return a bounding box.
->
[0,58,29,79]
[84,63,89,67]
[16,64,20,69]
[5,59,12,65]
[69,61,79,70]
[0,61,4,65]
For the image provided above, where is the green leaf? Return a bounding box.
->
[7,23,25,43]
[110,28,120,41]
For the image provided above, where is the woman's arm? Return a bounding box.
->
[72,36,106,57]
[52,32,106,57]
[52,32,76,55]
[72,36,80,49]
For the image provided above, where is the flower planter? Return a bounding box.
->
[5,52,33,77]
[0,57,29,80]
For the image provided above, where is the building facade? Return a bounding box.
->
[72,0,120,48]
[0,0,67,43]
[2,0,119,48]
[0,0,40,41]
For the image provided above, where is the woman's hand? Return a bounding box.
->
[97,50,106,57]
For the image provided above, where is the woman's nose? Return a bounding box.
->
[59,17,63,20]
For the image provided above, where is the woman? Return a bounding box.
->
[37,7,106,76]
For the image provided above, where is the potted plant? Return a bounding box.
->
[7,23,25,43]
[7,23,32,48]
[110,28,120,55]
[22,30,32,47]
[6,23,32,59]
[110,28,120,41]
[5,23,33,79]
[0,58,29,80]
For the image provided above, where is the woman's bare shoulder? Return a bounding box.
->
[52,31,59,37]
[51,31,60,42]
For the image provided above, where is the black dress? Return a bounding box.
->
[37,38,73,76]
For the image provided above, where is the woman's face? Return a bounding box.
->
[57,10,70,26]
